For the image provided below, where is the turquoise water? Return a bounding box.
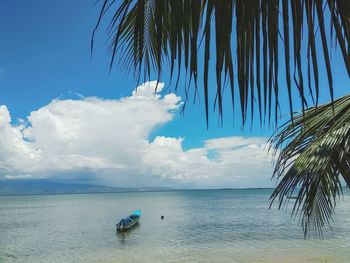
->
[1,189,350,263]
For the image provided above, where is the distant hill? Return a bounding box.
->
[0,180,172,196]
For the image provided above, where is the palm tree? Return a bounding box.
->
[92,0,350,236]
[269,95,350,236]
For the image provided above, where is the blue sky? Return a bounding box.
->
[0,0,273,151]
[0,0,349,187]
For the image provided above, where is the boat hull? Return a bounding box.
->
[116,217,139,232]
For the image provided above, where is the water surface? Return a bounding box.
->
[1,189,349,262]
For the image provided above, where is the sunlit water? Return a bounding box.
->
[1,189,350,263]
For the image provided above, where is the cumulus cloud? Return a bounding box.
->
[0,81,274,188]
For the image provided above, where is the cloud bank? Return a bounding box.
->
[0,81,274,188]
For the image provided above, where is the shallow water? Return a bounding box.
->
[1,189,350,263]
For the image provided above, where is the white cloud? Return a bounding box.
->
[5,174,33,180]
[0,81,275,188]
[143,136,274,188]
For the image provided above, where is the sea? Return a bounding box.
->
[1,189,350,263]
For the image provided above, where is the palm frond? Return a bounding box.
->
[92,0,350,125]
[269,95,350,237]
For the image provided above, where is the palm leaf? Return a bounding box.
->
[269,95,350,237]
[92,0,350,125]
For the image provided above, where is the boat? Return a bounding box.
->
[116,210,141,232]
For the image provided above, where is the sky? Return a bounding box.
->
[0,0,349,188]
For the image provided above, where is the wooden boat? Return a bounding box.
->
[116,210,141,232]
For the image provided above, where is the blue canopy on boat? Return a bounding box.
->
[131,210,141,217]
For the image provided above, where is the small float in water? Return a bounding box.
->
[116,210,141,232]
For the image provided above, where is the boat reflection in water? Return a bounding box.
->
[116,223,141,245]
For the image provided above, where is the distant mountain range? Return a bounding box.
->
[0,180,172,196]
